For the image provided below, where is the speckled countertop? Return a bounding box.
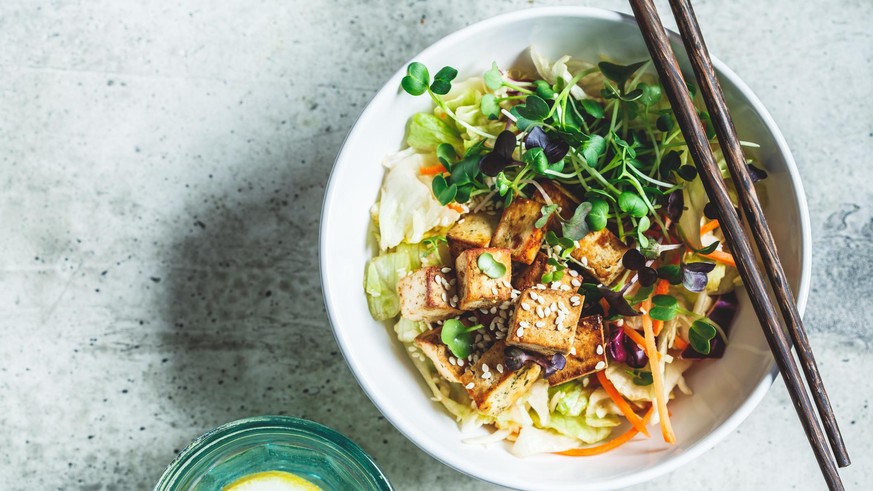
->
[1,0,871,489]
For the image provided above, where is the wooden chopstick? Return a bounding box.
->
[627,1,845,489]
[667,0,850,468]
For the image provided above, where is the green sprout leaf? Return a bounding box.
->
[618,191,648,218]
[638,83,662,107]
[580,99,604,119]
[624,285,653,305]
[535,203,558,229]
[689,319,717,355]
[430,66,458,95]
[676,165,698,181]
[695,241,721,255]
[477,252,507,279]
[401,62,430,96]
[484,62,503,90]
[509,106,536,131]
[587,198,609,231]
[440,319,483,359]
[432,174,457,205]
[480,93,501,120]
[533,80,555,99]
[657,265,683,285]
[627,369,654,386]
[436,143,457,169]
[637,215,651,248]
[562,201,593,241]
[598,60,647,89]
[495,172,512,196]
[648,294,679,321]
[523,147,549,175]
[516,95,549,121]
[581,134,606,168]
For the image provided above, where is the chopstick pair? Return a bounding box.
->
[628,0,850,489]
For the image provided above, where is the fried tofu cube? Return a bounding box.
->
[455,248,513,311]
[513,252,580,292]
[570,228,629,286]
[413,327,466,383]
[530,180,579,232]
[491,198,545,265]
[446,213,498,259]
[461,341,543,416]
[506,288,584,355]
[548,315,608,385]
[397,266,461,322]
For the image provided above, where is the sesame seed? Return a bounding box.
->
[482,372,492,380]
[536,284,546,290]
[595,361,606,370]
[499,302,510,310]
[535,321,545,328]
[596,345,604,355]
[480,308,489,314]
[512,289,521,296]
[570,296,581,304]
[407,346,416,352]
[482,363,490,372]
[582,376,590,387]
[569,269,579,277]
[571,278,582,287]
[616,318,624,326]
[452,294,459,304]
[529,292,539,300]
[544,307,552,317]
[449,357,457,365]
[441,267,451,273]
[560,285,571,291]
[490,306,497,314]
[458,359,465,367]
[520,302,531,311]
[519,321,530,328]
[496,364,504,373]
[569,347,577,356]
[536,306,545,318]
[465,382,474,389]
[502,280,512,288]
[536,296,545,305]
[516,327,524,337]
[491,287,498,296]
[458,218,465,224]
[450,278,456,286]
[441,292,447,303]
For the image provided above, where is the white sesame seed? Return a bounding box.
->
[536,284,546,290]
[465,382,474,389]
[482,363,490,372]
[536,306,545,318]
[407,346,416,352]
[529,292,539,301]
[596,345,604,355]
[449,357,457,365]
[496,364,504,373]
[571,278,582,287]
[450,278,456,286]
[519,321,530,328]
[535,321,545,328]
[495,331,505,339]
[550,282,560,290]
[452,294,459,304]
[570,296,580,303]
[502,280,512,288]
[616,318,624,326]
[490,306,497,314]
[499,302,510,310]
[441,292,447,303]
[544,307,552,317]
[516,327,524,337]
[441,267,451,274]
[595,361,606,370]
[536,296,546,305]
[560,285,571,291]
[480,308,489,314]
[458,359,465,367]
[482,372,492,379]
[569,347,577,356]
[582,376,590,387]
[491,286,498,296]
[512,289,521,296]
[569,269,579,277]
[458,218,466,224]
[520,302,531,311]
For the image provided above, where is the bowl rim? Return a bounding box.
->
[319,6,811,490]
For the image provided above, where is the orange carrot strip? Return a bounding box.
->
[621,325,647,350]
[419,164,447,175]
[699,219,720,236]
[673,336,689,351]
[701,249,736,268]
[652,279,671,336]
[600,298,610,316]
[596,371,650,437]
[447,203,465,213]
[557,406,655,456]
[641,296,676,444]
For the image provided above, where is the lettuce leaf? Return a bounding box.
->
[364,245,423,320]
[549,381,589,417]
[406,113,463,154]
[547,412,613,444]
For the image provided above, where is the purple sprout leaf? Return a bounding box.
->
[748,164,768,183]
[638,266,658,287]
[479,130,519,177]
[598,287,642,317]
[503,347,566,376]
[681,292,738,360]
[666,190,685,222]
[682,261,716,292]
[524,126,570,163]
[606,326,648,368]
[622,248,646,270]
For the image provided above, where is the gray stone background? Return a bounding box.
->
[1,0,870,489]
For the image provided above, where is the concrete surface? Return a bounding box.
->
[1,0,871,489]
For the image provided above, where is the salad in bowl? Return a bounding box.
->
[363,48,767,456]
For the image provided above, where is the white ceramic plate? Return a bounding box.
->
[320,7,810,490]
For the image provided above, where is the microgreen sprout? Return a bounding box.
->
[477,252,507,279]
[441,319,484,359]
[689,319,717,355]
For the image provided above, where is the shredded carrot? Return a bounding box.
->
[447,203,465,213]
[599,298,610,316]
[596,371,650,437]
[700,249,736,267]
[641,296,676,444]
[419,164,446,176]
[673,336,689,351]
[557,406,655,456]
[699,219,720,236]
[651,279,671,336]
[621,325,647,350]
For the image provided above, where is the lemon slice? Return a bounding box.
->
[222,470,322,491]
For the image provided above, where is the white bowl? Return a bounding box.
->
[320,7,810,490]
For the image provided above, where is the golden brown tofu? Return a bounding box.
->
[455,247,513,311]
[505,288,584,355]
[570,228,629,286]
[397,266,462,322]
[491,198,545,265]
[548,315,608,386]
[461,341,543,416]
[529,180,579,232]
[446,213,498,259]
[413,327,467,383]
[513,252,579,292]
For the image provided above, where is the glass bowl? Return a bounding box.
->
[154,416,392,491]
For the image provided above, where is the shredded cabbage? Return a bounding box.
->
[394,318,427,343]
[604,360,694,402]
[511,426,580,457]
[530,47,599,100]
[406,113,463,154]
[434,77,504,146]
[549,381,589,417]
[546,413,613,444]
[375,149,460,250]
